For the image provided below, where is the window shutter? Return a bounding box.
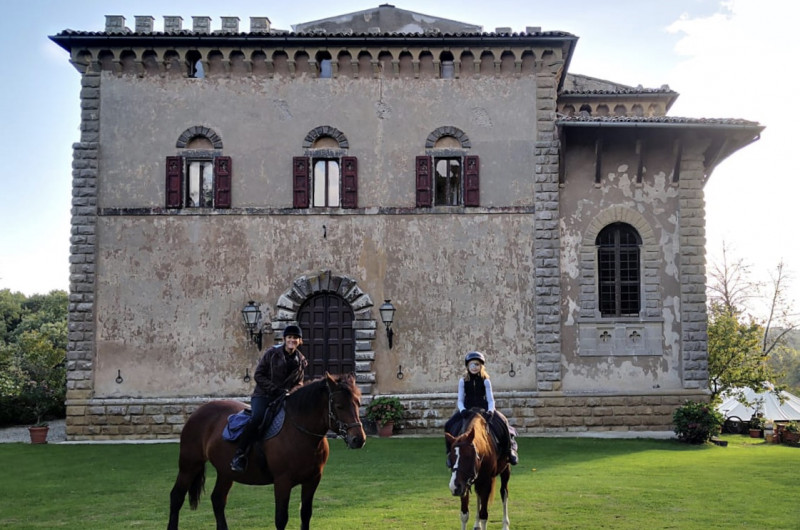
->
[464,155,480,207]
[214,156,232,208]
[293,156,310,208]
[415,155,432,207]
[341,156,358,209]
[166,156,183,208]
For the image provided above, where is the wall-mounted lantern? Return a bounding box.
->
[379,299,396,349]
[241,300,263,350]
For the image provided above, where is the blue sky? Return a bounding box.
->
[1,0,797,318]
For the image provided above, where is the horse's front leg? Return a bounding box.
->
[474,480,492,530]
[459,491,470,530]
[273,478,294,530]
[500,466,511,530]
[299,474,322,530]
[210,475,233,530]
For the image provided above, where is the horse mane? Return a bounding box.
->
[286,373,360,413]
[463,413,493,456]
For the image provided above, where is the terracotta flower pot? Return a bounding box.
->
[378,421,394,437]
[28,426,49,444]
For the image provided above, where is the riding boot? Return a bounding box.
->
[508,435,519,465]
[230,420,259,472]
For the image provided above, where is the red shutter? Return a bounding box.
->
[464,155,480,207]
[293,156,310,208]
[166,156,183,208]
[415,155,432,207]
[341,156,358,209]
[214,156,232,208]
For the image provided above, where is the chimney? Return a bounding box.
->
[495,27,512,34]
[105,15,128,33]
[250,17,271,32]
[164,16,183,33]
[193,16,212,34]
[525,26,541,34]
[220,16,240,33]
[135,16,154,33]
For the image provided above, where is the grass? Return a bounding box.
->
[0,435,797,529]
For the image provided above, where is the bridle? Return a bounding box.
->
[327,389,364,438]
[292,387,363,439]
[451,442,481,490]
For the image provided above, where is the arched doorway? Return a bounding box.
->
[297,292,355,378]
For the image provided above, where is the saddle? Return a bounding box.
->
[223,403,286,442]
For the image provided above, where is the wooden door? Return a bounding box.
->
[297,293,355,379]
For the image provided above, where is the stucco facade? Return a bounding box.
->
[51,6,763,440]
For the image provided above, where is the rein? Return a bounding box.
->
[291,387,362,439]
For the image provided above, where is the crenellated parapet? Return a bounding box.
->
[51,15,577,83]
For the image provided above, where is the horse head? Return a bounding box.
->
[447,427,482,497]
[325,372,366,449]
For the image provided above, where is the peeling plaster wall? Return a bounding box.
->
[97,74,538,209]
[93,213,537,398]
[559,133,684,392]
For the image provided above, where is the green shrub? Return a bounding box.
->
[673,400,723,444]
[365,396,405,424]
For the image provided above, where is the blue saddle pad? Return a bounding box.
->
[223,407,286,442]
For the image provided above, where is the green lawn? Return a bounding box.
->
[0,435,797,529]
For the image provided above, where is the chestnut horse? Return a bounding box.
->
[445,413,511,530]
[167,373,366,530]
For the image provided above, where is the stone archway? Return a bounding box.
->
[271,270,378,393]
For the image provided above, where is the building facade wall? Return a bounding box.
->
[59,31,716,440]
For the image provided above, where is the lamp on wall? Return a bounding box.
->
[241,300,263,350]
[379,299,396,349]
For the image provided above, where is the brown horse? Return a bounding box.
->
[167,373,366,530]
[445,413,511,530]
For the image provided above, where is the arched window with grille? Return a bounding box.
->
[596,223,641,317]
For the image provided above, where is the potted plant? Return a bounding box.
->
[365,396,405,437]
[783,421,800,444]
[22,379,58,444]
[749,416,765,438]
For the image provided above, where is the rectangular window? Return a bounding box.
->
[165,155,232,209]
[313,159,340,207]
[187,159,213,207]
[434,158,461,205]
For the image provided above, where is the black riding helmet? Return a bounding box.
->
[283,324,302,338]
[464,351,486,366]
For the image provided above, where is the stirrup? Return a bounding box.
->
[230,454,248,472]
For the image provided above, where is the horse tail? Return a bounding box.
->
[188,464,206,510]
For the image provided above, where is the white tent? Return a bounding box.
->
[717,384,800,422]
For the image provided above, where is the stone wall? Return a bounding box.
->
[64,391,704,440]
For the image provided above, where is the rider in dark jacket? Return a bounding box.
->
[230,324,308,472]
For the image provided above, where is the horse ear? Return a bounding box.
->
[445,432,455,449]
[465,428,475,442]
[325,372,337,389]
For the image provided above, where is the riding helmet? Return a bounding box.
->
[464,351,486,366]
[283,324,303,339]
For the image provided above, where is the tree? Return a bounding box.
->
[706,245,798,402]
[707,302,770,401]
[0,290,67,425]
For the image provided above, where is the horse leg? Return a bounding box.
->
[167,480,186,530]
[210,475,234,530]
[475,480,492,530]
[500,467,511,530]
[459,491,470,530]
[168,458,205,530]
[299,475,322,530]
[273,478,293,530]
